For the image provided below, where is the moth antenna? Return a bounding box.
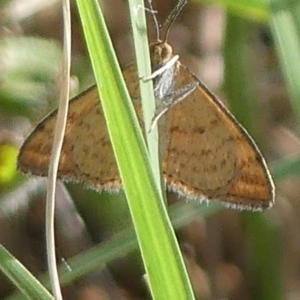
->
[161,0,187,42]
[147,0,160,41]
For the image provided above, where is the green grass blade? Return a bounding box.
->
[192,0,268,22]
[75,0,195,299]
[0,244,53,300]
[223,13,283,300]
[127,0,162,191]
[269,0,300,127]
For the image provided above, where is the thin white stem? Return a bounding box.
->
[45,0,71,299]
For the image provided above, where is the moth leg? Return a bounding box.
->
[142,55,179,81]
